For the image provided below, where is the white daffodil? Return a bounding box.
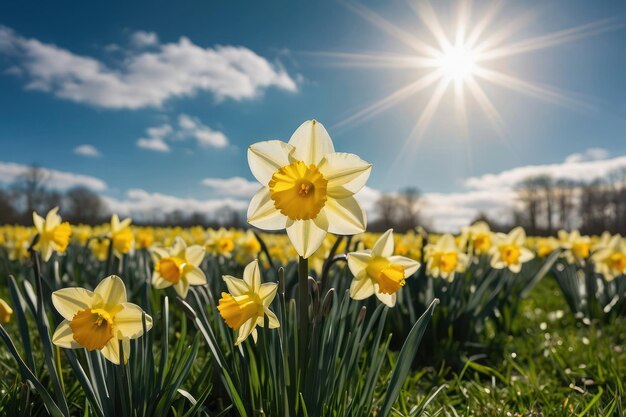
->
[247,120,371,259]
[424,234,468,281]
[218,260,279,345]
[51,275,152,364]
[591,234,626,281]
[347,229,420,307]
[151,237,206,298]
[489,227,534,273]
[33,207,72,261]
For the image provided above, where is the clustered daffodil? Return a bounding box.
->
[424,234,468,280]
[33,207,72,261]
[347,229,420,307]
[218,260,279,345]
[109,214,134,257]
[461,221,492,255]
[490,227,534,272]
[51,275,152,364]
[151,237,206,298]
[247,120,371,258]
[558,230,591,264]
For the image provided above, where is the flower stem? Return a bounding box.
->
[297,256,309,384]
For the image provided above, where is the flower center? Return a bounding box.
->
[219,238,235,254]
[572,243,590,259]
[269,161,328,221]
[500,244,521,265]
[432,251,458,273]
[473,234,491,253]
[367,257,406,294]
[70,308,114,351]
[217,293,262,330]
[157,256,185,284]
[609,253,626,273]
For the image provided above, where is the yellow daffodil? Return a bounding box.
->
[136,228,155,249]
[235,230,262,264]
[205,228,235,258]
[247,120,371,259]
[51,275,152,364]
[535,236,559,258]
[424,234,468,280]
[0,298,13,324]
[151,237,206,298]
[218,260,279,345]
[460,221,493,255]
[558,230,591,264]
[33,207,72,261]
[490,227,534,273]
[591,234,626,281]
[109,214,134,257]
[347,229,420,307]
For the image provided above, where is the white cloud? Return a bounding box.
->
[177,114,228,148]
[73,144,101,157]
[0,161,107,191]
[420,149,626,232]
[201,176,259,197]
[137,115,227,152]
[564,147,610,163]
[130,31,159,48]
[136,124,172,152]
[103,188,248,222]
[0,25,297,109]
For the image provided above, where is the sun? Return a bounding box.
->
[321,1,619,139]
[438,43,477,82]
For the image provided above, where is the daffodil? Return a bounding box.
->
[347,229,420,307]
[460,221,492,255]
[235,230,262,264]
[591,234,626,281]
[109,214,134,257]
[33,207,72,261]
[558,230,591,264]
[489,227,534,273]
[424,234,468,280]
[136,228,155,249]
[151,237,206,298]
[0,298,13,324]
[535,236,559,258]
[218,260,279,345]
[51,275,152,364]
[247,120,372,259]
[205,228,235,258]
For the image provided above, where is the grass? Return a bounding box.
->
[396,277,625,416]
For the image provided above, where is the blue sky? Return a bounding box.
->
[1,0,626,230]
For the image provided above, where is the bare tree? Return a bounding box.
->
[376,194,399,230]
[65,186,107,225]
[398,187,421,230]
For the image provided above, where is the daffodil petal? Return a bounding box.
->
[263,309,280,328]
[172,236,186,255]
[248,140,294,186]
[350,276,375,300]
[286,217,328,259]
[100,338,130,365]
[288,120,335,165]
[318,153,371,198]
[375,289,396,307]
[52,320,80,349]
[347,251,372,277]
[223,275,249,296]
[94,275,127,306]
[52,288,96,321]
[388,256,421,277]
[174,279,190,299]
[185,245,205,266]
[235,319,256,346]
[152,273,172,289]
[185,265,207,285]
[243,260,261,291]
[115,303,151,339]
[33,212,44,232]
[247,187,288,231]
[324,196,367,235]
[45,207,61,229]
[151,247,168,261]
[259,282,278,307]
[372,229,395,258]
